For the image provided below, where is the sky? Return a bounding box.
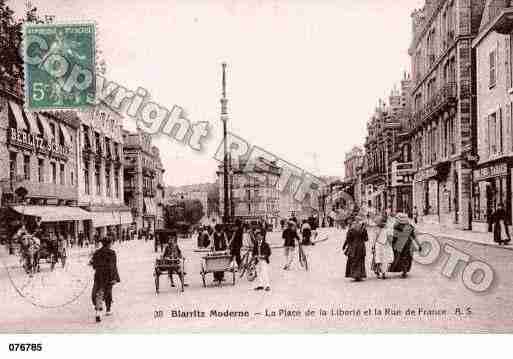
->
[10,0,425,186]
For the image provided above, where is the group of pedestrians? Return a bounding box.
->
[342,212,422,282]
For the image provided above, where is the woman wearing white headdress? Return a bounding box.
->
[372,215,394,279]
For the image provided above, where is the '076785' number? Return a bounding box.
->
[8,343,43,351]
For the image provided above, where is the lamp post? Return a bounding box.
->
[221,62,230,224]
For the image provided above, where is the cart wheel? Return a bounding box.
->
[201,272,206,288]
[154,270,160,294]
[178,273,184,293]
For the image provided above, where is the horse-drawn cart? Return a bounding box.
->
[154,258,185,293]
[200,251,235,287]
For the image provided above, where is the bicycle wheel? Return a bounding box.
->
[298,247,309,271]
[239,251,250,278]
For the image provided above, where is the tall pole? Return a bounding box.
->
[221,62,230,224]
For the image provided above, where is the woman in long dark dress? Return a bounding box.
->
[212,224,228,283]
[389,213,421,278]
[493,203,511,245]
[342,217,368,281]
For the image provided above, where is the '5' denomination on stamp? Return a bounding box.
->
[23,22,96,111]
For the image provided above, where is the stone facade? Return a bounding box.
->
[472,2,513,231]
[0,89,81,238]
[123,129,165,231]
[77,103,131,239]
[409,0,486,229]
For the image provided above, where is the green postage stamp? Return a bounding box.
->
[23,22,96,111]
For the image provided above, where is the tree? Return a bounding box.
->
[0,1,50,92]
[164,199,204,227]
[183,199,204,225]
[207,184,220,218]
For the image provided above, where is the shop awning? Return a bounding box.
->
[38,114,54,140]
[25,111,41,135]
[59,123,72,147]
[11,205,92,222]
[9,101,27,131]
[90,211,118,227]
[118,211,133,225]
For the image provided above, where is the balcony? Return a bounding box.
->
[411,82,457,130]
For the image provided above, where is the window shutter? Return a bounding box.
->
[506,36,511,88]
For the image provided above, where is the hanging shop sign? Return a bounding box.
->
[473,163,508,181]
[8,127,71,159]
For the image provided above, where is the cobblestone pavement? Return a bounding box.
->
[0,228,512,333]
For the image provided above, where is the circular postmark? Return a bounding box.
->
[2,246,93,308]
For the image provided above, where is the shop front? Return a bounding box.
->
[85,208,133,240]
[413,163,454,225]
[9,205,91,241]
[472,161,510,233]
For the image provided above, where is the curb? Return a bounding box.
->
[365,223,513,252]
[416,231,513,252]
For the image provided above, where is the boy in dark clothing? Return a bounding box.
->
[252,230,271,291]
[90,238,120,322]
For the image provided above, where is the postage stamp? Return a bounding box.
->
[23,22,96,111]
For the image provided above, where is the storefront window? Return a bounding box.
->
[51,162,56,184]
[114,170,119,198]
[84,160,90,194]
[9,152,17,182]
[38,158,44,183]
[473,184,481,221]
[23,155,30,180]
[106,168,111,197]
[60,163,65,185]
[95,163,101,195]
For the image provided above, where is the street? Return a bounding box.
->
[1,228,513,333]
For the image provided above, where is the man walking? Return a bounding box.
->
[230,219,244,267]
[90,237,120,323]
[282,221,300,270]
[253,230,271,291]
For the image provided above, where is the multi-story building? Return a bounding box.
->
[344,146,364,206]
[123,129,165,231]
[0,89,91,239]
[167,188,208,217]
[362,86,408,215]
[471,2,513,231]
[153,146,166,230]
[77,103,132,240]
[218,157,281,226]
[408,0,485,228]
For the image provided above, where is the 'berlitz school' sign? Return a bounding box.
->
[8,127,71,158]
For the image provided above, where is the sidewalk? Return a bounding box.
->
[414,222,513,252]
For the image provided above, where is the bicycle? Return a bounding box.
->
[239,247,257,281]
[297,241,309,271]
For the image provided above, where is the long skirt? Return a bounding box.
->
[493,221,510,243]
[389,248,413,273]
[345,256,366,279]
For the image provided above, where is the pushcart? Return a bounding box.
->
[154,258,185,293]
[200,251,235,287]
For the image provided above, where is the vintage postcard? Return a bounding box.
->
[1,0,513,344]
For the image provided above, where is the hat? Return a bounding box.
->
[396,213,409,225]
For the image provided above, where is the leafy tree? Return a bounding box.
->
[164,199,204,227]
[207,184,220,217]
[0,1,50,92]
